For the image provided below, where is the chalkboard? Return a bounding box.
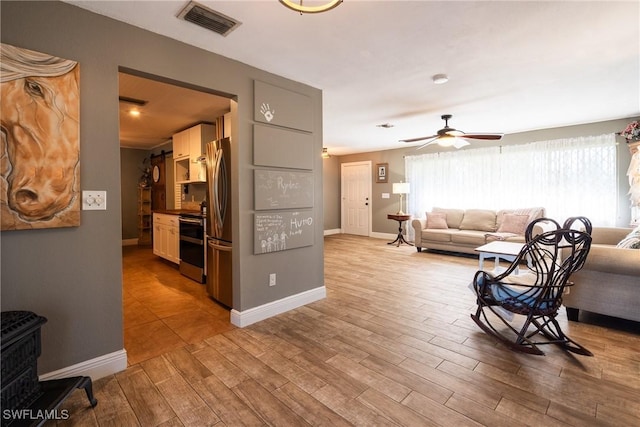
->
[254,170,314,210]
[253,124,314,170]
[254,210,314,254]
[254,80,313,132]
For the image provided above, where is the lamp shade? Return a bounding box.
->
[392,182,410,194]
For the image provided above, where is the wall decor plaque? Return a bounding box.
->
[254,210,314,254]
[254,169,314,210]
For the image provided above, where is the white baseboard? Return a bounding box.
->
[39,349,128,381]
[122,238,138,246]
[230,286,326,328]
[323,229,341,236]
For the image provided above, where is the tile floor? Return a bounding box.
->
[122,245,234,366]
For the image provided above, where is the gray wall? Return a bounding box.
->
[322,155,341,231]
[120,148,150,240]
[1,1,323,374]
[329,118,638,233]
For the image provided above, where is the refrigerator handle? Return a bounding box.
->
[213,148,224,237]
[208,240,232,252]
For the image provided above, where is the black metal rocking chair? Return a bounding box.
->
[470,217,593,356]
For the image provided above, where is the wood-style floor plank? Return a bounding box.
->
[57,235,640,426]
[114,366,175,426]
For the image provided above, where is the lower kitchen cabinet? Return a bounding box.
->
[153,213,179,264]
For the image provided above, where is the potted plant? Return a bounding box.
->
[139,157,152,188]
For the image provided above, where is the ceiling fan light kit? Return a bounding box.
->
[279,0,343,14]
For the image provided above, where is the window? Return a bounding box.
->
[405,134,617,226]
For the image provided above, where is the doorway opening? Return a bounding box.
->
[118,69,235,365]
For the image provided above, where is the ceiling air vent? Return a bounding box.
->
[177,1,241,37]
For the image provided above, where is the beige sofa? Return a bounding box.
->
[411,207,545,255]
[563,227,640,323]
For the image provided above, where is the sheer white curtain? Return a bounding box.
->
[405,134,617,230]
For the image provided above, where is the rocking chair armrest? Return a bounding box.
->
[472,270,494,293]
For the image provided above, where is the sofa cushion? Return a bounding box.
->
[433,207,465,229]
[426,212,448,229]
[451,230,487,246]
[497,207,545,229]
[497,214,529,234]
[616,225,640,249]
[459,209,497,232]
[421,229,454,243]
[485,232,519,242]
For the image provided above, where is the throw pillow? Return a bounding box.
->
[459,209,497,232]
[616,225,640,249]
[497,214,529,235]
[426,212,448,229]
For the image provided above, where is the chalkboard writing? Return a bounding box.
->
[255,170,314,210]
[254,210,314,254]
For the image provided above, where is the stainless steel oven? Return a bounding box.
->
[178,214,205,283]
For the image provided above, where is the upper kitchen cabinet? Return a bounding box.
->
[173,130,190,160]
[174,123,215,184]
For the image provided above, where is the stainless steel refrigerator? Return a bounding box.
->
[205,137,232,307]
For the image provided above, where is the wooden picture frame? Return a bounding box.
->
[376,163,388,183]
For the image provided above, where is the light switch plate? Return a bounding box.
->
[82,190,107,210]
[382,193,390,199]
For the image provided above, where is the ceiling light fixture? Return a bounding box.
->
[279,0,343,14]
[321,147,331,159]
[432,74,449,85]
[376,123,394,128]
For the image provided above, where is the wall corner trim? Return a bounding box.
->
[39,349,127,381]
[230,286,326,328]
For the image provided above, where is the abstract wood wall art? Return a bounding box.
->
[1,43,80,230]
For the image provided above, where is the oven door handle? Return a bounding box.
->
[180,236,204,245]
[179,217,203,225]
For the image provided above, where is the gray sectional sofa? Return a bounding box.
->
[563,226,640,323]
[411,207,546,255]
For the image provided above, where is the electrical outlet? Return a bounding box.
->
[269,273,276,287]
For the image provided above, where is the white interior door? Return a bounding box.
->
[341,161,371,236]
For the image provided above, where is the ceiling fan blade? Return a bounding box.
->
[415,137,439,150]
[461,133,504,140]
[399,134,438,143]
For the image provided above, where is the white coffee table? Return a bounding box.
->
[475,241,525,275]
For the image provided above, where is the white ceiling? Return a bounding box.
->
[69,0,639,155]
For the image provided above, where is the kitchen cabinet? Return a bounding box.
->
[172,130,190,160]
[174,124,215,184]
[153,213,179,264]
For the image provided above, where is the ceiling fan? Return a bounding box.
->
[400,114,503,149]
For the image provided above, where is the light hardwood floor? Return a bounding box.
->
[57,234,639,426]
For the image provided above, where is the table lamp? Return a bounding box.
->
[392,182,410,215]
